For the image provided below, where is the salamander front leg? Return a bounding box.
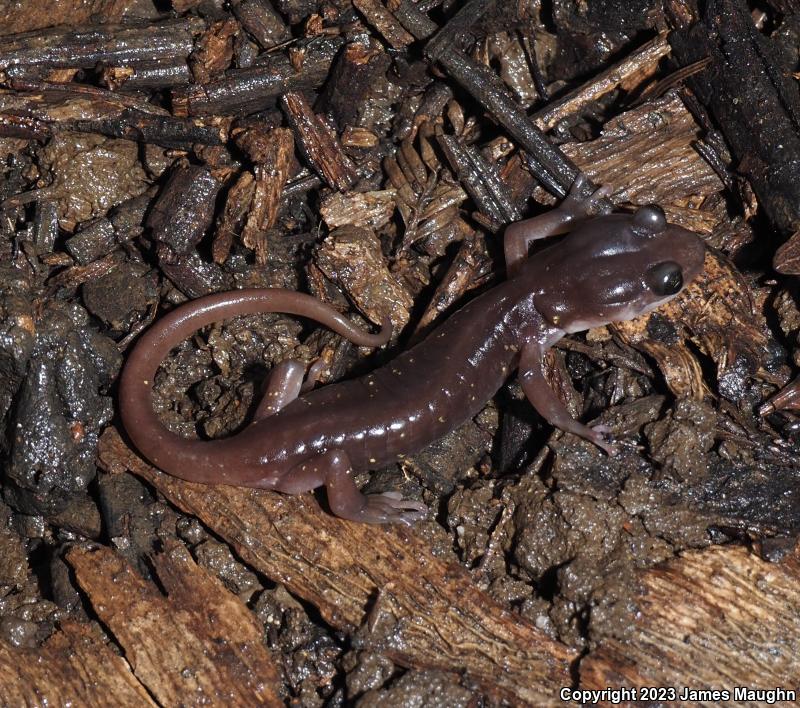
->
[275,450,427,524]
[504,174,612,276]
[518,341,617,455]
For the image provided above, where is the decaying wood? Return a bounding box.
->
[422,0,494,65]
[97,427,575,706]
[148,163,222,259]
[353,0,415,49]
[65,218,115,264]
[404,82,453,140]
[213,171,256,263]
[2,2,795,704]
[774,229,800,275]
[582,545,800,697]
[670,0,800,235]
[280,90,357,192]
[100,59,192,91]
[241,168,272,263]
[0,0,137,37]
[147,165,232,295]
[559,92,723,214]
[341,125,379,148]
[315,224,413,333]
[172,35,342,116]
[45,251,120,293]
[384,128,467,252]
[317,41,391,129]
[614,249,771,399]
[159,249,232,299]
[552,91,757,256]
[0,621,155,706]
[67,544,282,706]
[437,132,521,225]
[231,0,291,50]
[231,126,294,263]
[392,0,588,198]
[477,33,534,107]
[0,18,202,74]
[412,232,492,337]
[0,85,225,148]
[532,33,671,132]
[189,18,238,84]
[319,189,396,230]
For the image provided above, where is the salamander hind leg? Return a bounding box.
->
[300,358,326,393]
[254,360,308,420]
[276,450,427,524]
[255,359,330,419]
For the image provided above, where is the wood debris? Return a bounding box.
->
[97,427,575,706]
[66,543,283,706]
[582,545,800,696]
[1,1,799,703]
[0,621,155,706]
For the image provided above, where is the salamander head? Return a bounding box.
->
[532,205,706,333]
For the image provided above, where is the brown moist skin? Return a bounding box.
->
[119,177,706,524]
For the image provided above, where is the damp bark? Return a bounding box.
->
[0,0,798,704]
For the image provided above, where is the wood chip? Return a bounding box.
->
[341,125,379,148]
[353,0,415,49]
[189,18,238,84]
[560,93,724,209]
[241,171,271,263]
[412,232,491,337]
[316,224,413,332]
[319,189,396,230]
[774,229,800,275]
[0,0,140,37]
[240,127,294,263]
[67,543,282,706]
[231,0,291,50]
[173,36,343,117]
[280,90,357,191]
[212,170,256,263]
[532,33,671,132]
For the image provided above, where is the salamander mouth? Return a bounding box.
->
[559,295,681,334]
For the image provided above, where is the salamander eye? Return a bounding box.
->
[633,205,667,234]
[646,261,683,296]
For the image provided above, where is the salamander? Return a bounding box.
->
[119,177,706,524]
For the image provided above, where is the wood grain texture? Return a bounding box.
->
[562,92,724,211]
[582,545,800,703]
[67,543,282,707]
[533,33,671,132]
[280,90,358,192]
[0,621,155,706]
[98,426,575,706]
